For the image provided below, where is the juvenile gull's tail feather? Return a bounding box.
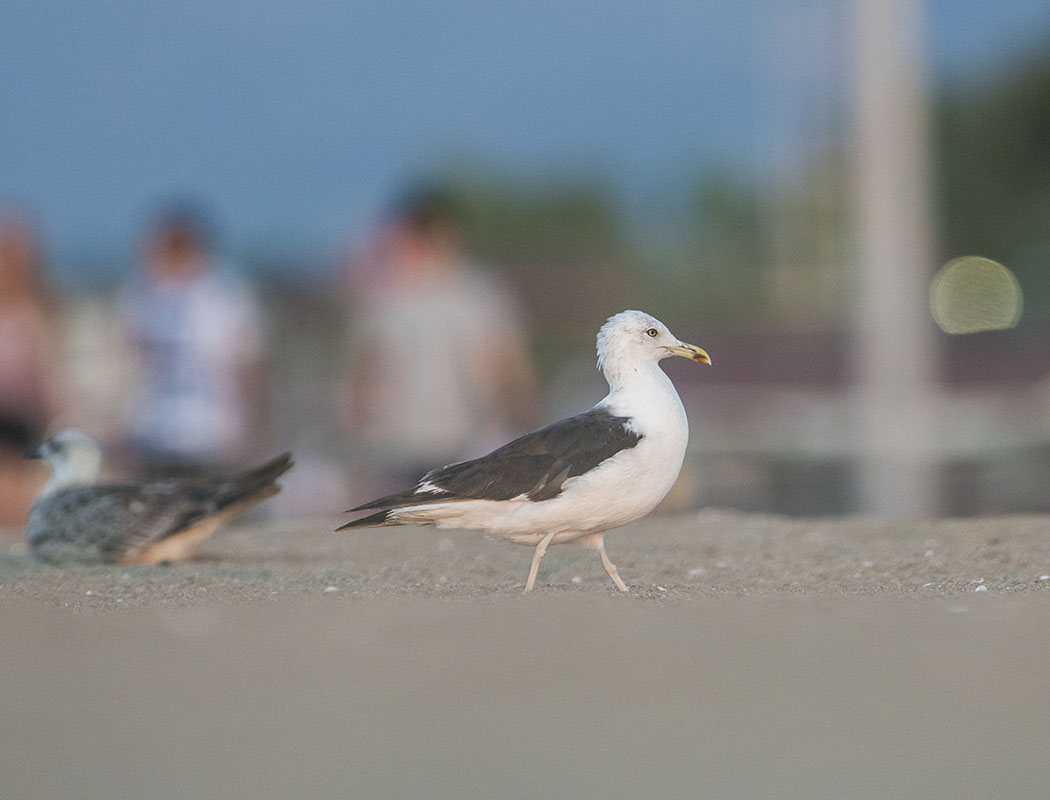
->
[212,452,294,505]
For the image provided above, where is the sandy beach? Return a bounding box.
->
[3,510,1049,799]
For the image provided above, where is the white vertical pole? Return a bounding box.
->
[853,0,938,517]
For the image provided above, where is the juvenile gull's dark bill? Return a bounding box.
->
[340,309,710,592]
[25,430,293,565]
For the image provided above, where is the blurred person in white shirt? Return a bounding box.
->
[344,185,538,494]
[120,202,268,475]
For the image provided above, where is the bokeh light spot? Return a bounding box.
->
[930,256,1023,334]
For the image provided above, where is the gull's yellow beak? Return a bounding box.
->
[667,342,711,364]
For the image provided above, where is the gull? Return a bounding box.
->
[25,430,292,565]
[339,310,710,591]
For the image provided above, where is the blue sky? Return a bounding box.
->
[2,0,1049,281]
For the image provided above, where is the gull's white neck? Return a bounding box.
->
[592,351,691,517]
[597,358,686,428]
[40,456,101,498]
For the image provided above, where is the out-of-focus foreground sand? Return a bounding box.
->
[2,510,1049,799]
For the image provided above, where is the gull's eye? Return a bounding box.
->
[646,328,658,337]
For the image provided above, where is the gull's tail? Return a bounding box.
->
[219,452,295,501]
[336,509,394,530]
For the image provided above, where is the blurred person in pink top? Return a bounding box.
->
[0,211,58,526]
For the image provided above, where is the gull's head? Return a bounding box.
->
[26,430,104,492]
[597,310,710,378]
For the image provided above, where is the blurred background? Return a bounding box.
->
[2,0,1050,523]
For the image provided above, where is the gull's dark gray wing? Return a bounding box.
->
[340,409,641,528]
[27,453,293,564]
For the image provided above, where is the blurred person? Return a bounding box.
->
[344,185,538,494]
[119,203,268,476]
[0,211,58,527]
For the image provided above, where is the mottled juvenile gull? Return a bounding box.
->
[339,310,710,592]
[26,430,292,565]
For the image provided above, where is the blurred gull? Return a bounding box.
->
[340,310,710,592]
[26,430,292,565]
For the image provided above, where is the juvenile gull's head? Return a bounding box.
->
[27,429,104,493]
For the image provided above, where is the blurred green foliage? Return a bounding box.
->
[429,165,774,336]
[415,39,1050,343]
[934,43,1050,321]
